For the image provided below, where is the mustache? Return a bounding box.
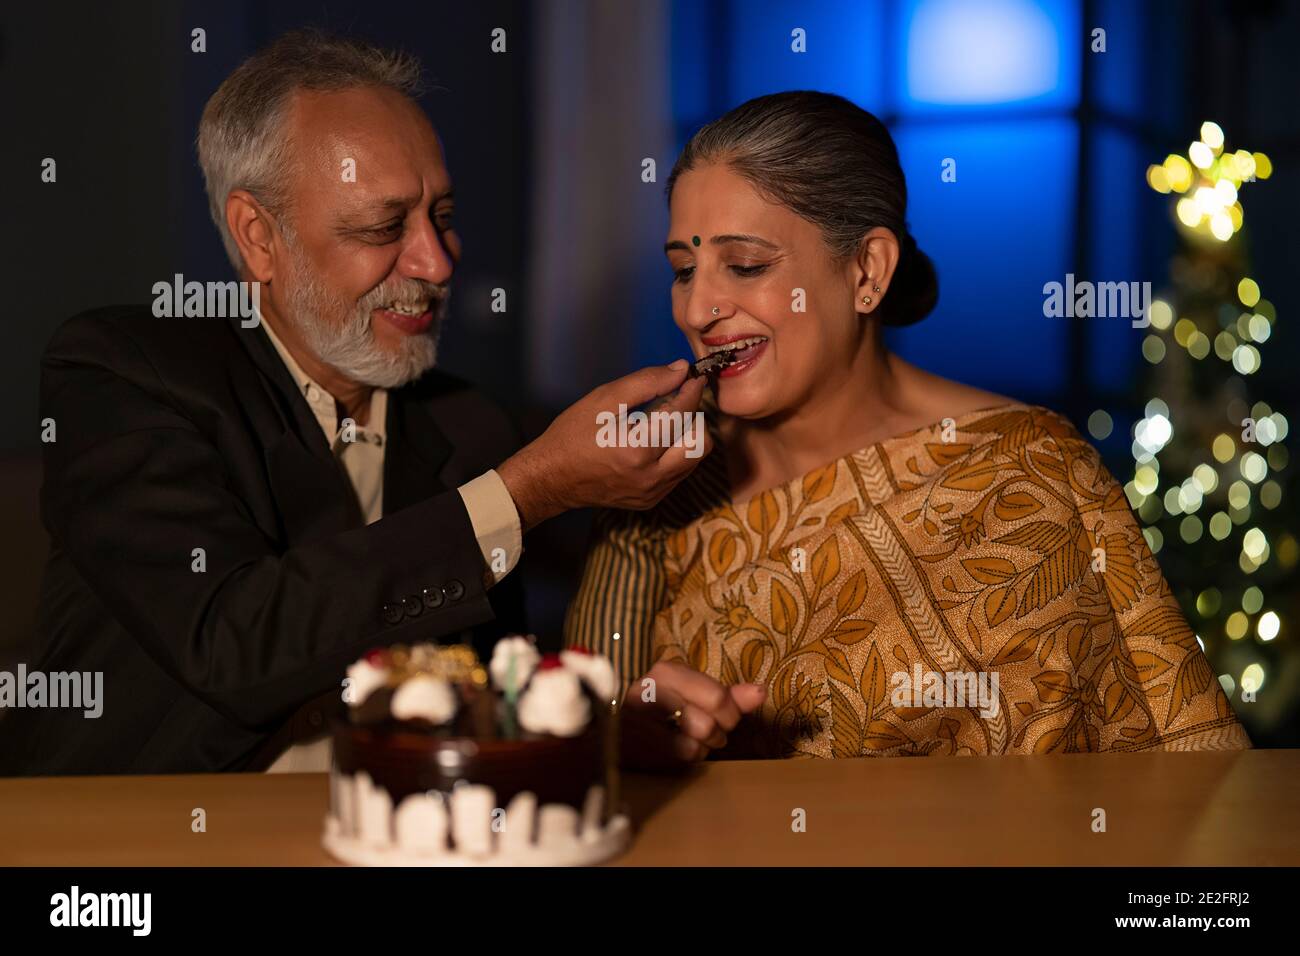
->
[357,279,450,313]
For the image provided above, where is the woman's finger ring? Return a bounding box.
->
[668,707,684,729]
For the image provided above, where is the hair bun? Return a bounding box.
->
[882,232,938,327]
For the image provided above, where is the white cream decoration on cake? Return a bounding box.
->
[489,635,541,692]
[346,657,389,707]
[390,674,457,724]
[560,649,618,702]
[450,784,496,857]
[326,775,629,866]
[394,792,448,853]
[355,771,393,847]
[336,770,356,835]
[517,667,591,737]
[501,791,538,854]
[537,804,581,848]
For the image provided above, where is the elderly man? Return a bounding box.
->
[0,31,719,775]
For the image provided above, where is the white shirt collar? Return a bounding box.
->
[260,319,387,446]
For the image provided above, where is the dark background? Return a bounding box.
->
[2,0,1298,745]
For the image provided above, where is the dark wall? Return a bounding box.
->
[0,2,186,456]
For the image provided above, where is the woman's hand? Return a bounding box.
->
[618,661,766,771]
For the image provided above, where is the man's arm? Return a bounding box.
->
[41,317,499,733]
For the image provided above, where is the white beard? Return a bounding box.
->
[280,236,447,389]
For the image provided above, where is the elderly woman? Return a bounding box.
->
[566,91,1250,766]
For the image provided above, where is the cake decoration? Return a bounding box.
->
[517,666,591,737]
[390,674,457,724]
[345,656,389,707]
[560,647,618,703]
[489,635,541,694]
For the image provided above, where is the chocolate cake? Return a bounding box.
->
[322,638,631,865]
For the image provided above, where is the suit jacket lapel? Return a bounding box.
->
[384,385,454,514]
[228,318,356,543]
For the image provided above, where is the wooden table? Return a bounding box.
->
[2,749,1296,865]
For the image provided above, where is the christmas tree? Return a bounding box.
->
[1112,124,1291,741]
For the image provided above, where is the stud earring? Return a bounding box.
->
[873,283,881,293]
[861,296,872,305]
[712,307,720,316]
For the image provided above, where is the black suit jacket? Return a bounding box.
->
[0,305,527,774]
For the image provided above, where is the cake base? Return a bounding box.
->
[322,813,631,867]
[322,769,630,866]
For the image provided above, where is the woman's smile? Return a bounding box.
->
[716,338,768,377]
[699,331,770,379]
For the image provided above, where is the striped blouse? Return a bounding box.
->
[563,419,730,682]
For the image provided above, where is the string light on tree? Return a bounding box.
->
[1134,122,1289,738]
[1146,121,1272,244]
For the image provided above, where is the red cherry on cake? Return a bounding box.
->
[538,653,565,670]
[564,646,593,656]
[364,648,388,667]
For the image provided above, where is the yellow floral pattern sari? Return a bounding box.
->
[565,402,1251,758]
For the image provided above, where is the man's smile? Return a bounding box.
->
[374,300,435,334]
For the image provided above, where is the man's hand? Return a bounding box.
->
[618,661,767,771]
[497,360,712,530]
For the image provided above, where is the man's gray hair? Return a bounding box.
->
[197,29,424,270]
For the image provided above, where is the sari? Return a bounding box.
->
[565,401,1251,758]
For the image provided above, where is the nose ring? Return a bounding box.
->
[712,307,720,316]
